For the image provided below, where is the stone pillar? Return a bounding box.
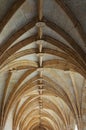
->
[82,87,86,130]
[76,116,83,130]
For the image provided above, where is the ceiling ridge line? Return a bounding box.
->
[37,33,44,128]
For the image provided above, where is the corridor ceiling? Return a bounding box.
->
[0,0,86,130]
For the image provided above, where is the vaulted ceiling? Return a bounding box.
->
[0,0,86,130]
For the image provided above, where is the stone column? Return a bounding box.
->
[82,87,86,130]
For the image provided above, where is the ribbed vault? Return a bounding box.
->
[0,0,86,130]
